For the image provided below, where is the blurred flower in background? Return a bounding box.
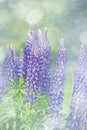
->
[67,45,87,130]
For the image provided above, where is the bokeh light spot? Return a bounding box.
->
[26,8,43,24]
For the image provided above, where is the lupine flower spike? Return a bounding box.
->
[39,28,51,94]
[67,45,87,130]
[46,39,67,129]
[49,39,67,117]
[24,26,40,102]
[24,26,51,103]
[23,25,39,79]
[3,45,17,87]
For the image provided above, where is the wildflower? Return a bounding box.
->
[3,45,16,86]
[39,28,51,94]
[49,39,67,117]
[24,26,40,102]
[23,25,39,79]
[67,45,87,130]
[24,26,51,102]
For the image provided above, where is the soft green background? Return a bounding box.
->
[0,0,87,115]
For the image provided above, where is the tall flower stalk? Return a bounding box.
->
[39,28,51,95]
[49,39,67,117]
[24,26,51,103]
[3,45,17,87]
[23,25,39,79]
[67,45,87,130]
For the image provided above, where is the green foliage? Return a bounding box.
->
[0,78,50,130]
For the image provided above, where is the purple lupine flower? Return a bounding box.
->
[67,45,87,130]
[49,39,67,117]
[24,48,40,103]
[23,42,32,79]
[24,26,51,102]
[23,25,39,79]
[24,49,36,102]
[24,26,40,102]
[39,28,51,94]
[3,45,18,86]
[3,45,14,86]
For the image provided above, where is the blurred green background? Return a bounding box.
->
[0,0,87,115]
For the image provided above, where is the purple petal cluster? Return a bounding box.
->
[67,45,87,130]
[49,39,67,117]
[1,25,51,103]
[3,45,17,86]
[0,45,24,102]
[24,26,51,102]
[23,25,39,79]
[3,45,24,83]
[39,29,51,94]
